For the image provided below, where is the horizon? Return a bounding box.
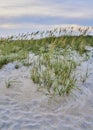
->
[0,0,93,37]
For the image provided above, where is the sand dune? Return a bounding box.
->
[0,50,93,130]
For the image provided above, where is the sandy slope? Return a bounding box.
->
[0,52,93,130]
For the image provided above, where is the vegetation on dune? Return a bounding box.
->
[0,27,93,95]
[5,77,21,88]
[31,46,78,95]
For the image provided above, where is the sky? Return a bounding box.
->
[0,0,93,36]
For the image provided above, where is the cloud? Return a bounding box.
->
[0,0,93,19]
[0,15,93,26]
[0,0,93,36]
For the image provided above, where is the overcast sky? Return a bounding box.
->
[0,0,93,36]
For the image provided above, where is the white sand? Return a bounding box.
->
[0,51,93,130]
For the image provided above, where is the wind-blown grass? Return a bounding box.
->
[5,77,21,88]
[0,27,92,95]
[30,45,82,96]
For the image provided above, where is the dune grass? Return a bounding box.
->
[0,35,92,68]
[31,45,78,95]
[0,27,93,95]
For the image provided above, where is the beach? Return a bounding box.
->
[0,49,93,130]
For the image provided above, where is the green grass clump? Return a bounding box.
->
[0,56,9,68]
[5,77,21,88]
[30,45,78,96]
[15,64,20,69]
